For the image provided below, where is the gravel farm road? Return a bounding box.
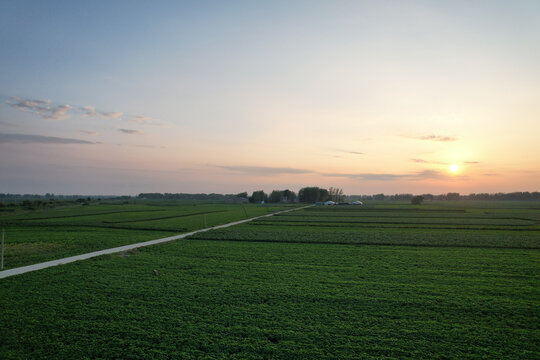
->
[0,205,312,279]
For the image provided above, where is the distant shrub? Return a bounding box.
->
[411,196,424,205]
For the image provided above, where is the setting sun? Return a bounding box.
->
[449,164,460,173]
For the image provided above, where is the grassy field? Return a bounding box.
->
[0,201,538,359]
[0,200,297,269]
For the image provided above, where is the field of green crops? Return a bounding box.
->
[0,201,538,359]
[0,200,296,269]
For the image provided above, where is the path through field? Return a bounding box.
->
[0,205,311,279]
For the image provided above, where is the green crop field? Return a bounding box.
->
[0,201,538,359]
[0,200,297,269]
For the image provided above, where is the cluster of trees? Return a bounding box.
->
[246,187,346,203]
[246,189,297,203]
[296,187,342,202]
[328,187,345,202]
[269,189,296,203]
[411,195,424,205]
[298,187,328,202]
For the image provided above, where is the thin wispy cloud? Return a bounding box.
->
[79,130,99,136]
[410,169,446,179]
[5,96,160,125]
[216,165,312,176]
[116,144,166,149]
[323,172,405,181]
[6,97,72,120]
[80,105,99,117]
[0,133,96,144]
[128,115,166,127]
[329,148,365,155]
[410,158,449,165]
[402,133,458,142]
[417,134,457,142]
[0,120,18,127]
[217,164,446,182]
[412,158,480,166]
[80,105,123,119]
[118,128,143,135]
[102,111,123,119]
[322,169,445,181]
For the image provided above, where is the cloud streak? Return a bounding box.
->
[5,96,163,125]
[216,164,446,181]
[404,134,458,142]
[322,169,445,181]
[79,130,99,136]
[410,158,448,165]
[0,120,18,127]
[79,106,123,119]
[102,111,123,119]
[6,97,72,120]
[128,115,167,127]
[216,165,312,176]
[118,128,143,134]
[0,133,96,144]
[329,148,365,155]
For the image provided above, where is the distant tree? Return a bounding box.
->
[328,187,345,202]
[299,187,317,202]
[249,190,266,203]
[236,192,248,198]
[446,192,461,200]
[282,189,296,202]
[269,190,283,203]
[373,193,385,201]
[411,195,424,205]
[392,194,413,201]
[319,188,329,202]
[299,187,329,202]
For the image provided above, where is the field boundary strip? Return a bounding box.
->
[0,205,312,279]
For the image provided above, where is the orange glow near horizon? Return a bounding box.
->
[0,2,539,195]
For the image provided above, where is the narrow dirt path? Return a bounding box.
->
[0,205,311,279]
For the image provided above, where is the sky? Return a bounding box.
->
[1,0,539,195]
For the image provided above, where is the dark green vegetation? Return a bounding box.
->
[0,201,538,359]
[191,201,540,249]
[0,200,296,269]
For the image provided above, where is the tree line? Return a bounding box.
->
[243,189,297,203]
[246,187,345,203]
[137,193,240,201]
[2,190,538,205]
[347,192,540,201]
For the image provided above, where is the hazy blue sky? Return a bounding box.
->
[1,0,539,195]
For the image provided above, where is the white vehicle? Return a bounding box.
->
[324,201,335,206]
[351,201,363,205]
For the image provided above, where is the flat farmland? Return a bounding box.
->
[190,202,540,249]
[0,201,296,269]
[0,201,538,359]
